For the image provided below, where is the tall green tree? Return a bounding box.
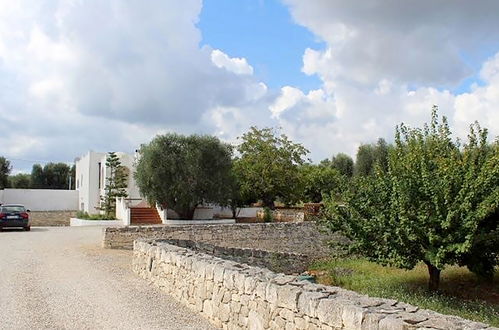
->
[323,108,498,291]
[331,153,354,177]
[234,127,308,208]
[100,152,128,218]
[0,157,11,189]
[135,134,233,219]
[31,162,71,189]
[354,138,390,176]
[8,173,31,188]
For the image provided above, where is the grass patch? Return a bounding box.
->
[75,211,116,220]
[310,258,499,327]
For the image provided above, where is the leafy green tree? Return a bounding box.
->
[331,153,354,177]
[30,162,71,189]
[300,164,344,203]
[31,164,45,188]
[354,138,390,176]
[100,152,129,218]
[323,108,498,291]
[234,127,308,209]
[0,157,11,189]
[135,134,233,219]
[8,173,31,188]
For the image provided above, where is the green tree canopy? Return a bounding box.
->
[135,134,233,219]
[233,127,308,208]
[323,108,499,291]
[330,153,354,177]
[354,138,390,176]
[8,173,31,188]
[300,164,344,203]
[0,157,11,189]
[31,162,71,189]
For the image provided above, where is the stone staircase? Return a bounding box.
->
[130,206,162,225]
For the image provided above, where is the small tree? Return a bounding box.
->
[135,134,233,219]
[100,152,128,218]
[234,127,308,209]
[331,153,354,177]
[323,107,498,291]
[0,157,12,189]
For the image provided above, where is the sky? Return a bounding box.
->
[1,0,499,173]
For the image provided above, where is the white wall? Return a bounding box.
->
[0,189,78,211]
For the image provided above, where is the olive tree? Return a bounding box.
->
[233,127,308,208]
[323,108,498,291]
[135,134,233,219]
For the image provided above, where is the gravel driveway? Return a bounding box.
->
[0,226,215,330]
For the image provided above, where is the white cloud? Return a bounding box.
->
[266,0,499,161]
[0,0,271,170]
[211,49,254,75]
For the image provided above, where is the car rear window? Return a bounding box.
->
[1,206,26,213]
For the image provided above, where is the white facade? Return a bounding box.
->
[75,151,141,214]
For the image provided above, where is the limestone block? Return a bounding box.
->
[276,285,302,311]
[279,308,296,322]
[222,291,231,304]
[230,301,242,314]
[294,317,307,330]
[219,303,231,322]
[378,317,406,330]
[205,263,215,280]
[213,265,225,283]
[223,269,236,290]
[362,313,386,330]
[234,272,246,292]
[265,283,279,305]
[297,291,328,317]
[255,281,267,300]
[245,276,258,294]
[341,304,365,330]
[316,299,344,328]
[248,310,265,330]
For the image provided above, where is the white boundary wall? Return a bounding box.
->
[0,189,78,211]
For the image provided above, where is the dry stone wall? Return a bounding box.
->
[133,239,494,330]
[103,222,344,259]
[155,239,310,274]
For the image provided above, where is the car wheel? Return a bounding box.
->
[24,226,31,231]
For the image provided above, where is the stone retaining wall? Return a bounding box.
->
[156,239,310,274]
[133,239,493,330]
[30,211,76,226]
[103,222,343,259]
[256,208,305,222]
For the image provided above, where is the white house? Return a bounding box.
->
[75,151,141,214]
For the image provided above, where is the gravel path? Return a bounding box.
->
[0,226,215,330]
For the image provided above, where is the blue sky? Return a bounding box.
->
[199,0,323,92]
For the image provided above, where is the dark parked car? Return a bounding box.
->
[0,204,31,231]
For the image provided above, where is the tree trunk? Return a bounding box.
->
[262,198,275,210]
[425,262,441,292]
[178,207,196,220]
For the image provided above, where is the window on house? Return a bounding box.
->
[98,162,102,189]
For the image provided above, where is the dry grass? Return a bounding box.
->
[310,258,499,326]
